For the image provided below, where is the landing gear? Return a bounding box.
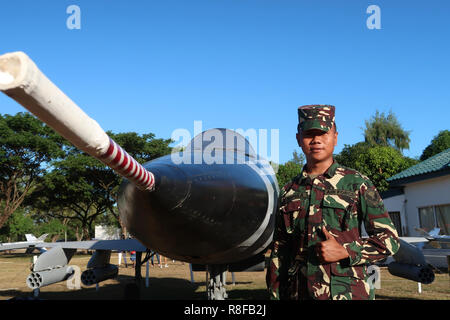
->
[123,251,143,300]
[206,265,228,300]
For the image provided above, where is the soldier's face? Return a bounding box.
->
[296,125,338,164]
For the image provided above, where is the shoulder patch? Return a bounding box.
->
[365,188,383,208]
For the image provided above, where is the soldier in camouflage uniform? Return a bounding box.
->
[266,104,400,300]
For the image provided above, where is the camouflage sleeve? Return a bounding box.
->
[266,189,291,300]
[342,181,400,266]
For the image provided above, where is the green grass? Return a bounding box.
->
[0,251,448,300]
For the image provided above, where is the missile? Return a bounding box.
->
[26,246,76,289]
[26,266,75,289]
[81,265,119,286]
[387,262,434,284]
[81,249,119,286]
[387,239,435,284]
[0,51,277,265]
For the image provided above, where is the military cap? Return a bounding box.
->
[297,104,335,132]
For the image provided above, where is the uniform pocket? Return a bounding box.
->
[280,199,308,234]
[330,261,363,278]
[330,264,370,300]
[322,193,357,231]
[280,200,300,234]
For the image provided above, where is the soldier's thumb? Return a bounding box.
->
[322,226,334,240]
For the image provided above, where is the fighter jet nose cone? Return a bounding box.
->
[118,155,276,264]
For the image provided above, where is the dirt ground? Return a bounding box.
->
[0,251,449,300]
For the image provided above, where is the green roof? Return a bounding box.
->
[387,148,450,184]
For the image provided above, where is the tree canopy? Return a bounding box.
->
[0,113,65,229]
[420,130,450,161]
[275,150,304,189]
[335,142,418,192]
[363,110,411,151]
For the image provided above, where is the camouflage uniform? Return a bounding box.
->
[266,105,400,300]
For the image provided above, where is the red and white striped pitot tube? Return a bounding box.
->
[100,138,155,191]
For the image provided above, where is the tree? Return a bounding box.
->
[335,142,418,192]
[291,150,305,166]
[28,152,116,240]
[0,113,64,229]
[420,130,450,161]
[275,150,304,189]
[31,213,69,242]
[363,110,411,151]
[0,209,34,242]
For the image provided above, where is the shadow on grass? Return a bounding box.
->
[226,288,269,300]
[0,274,269,300]
[375,294,423,300]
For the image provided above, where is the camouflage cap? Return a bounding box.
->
[298,104,335,132]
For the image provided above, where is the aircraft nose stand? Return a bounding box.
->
[207,265,229,300]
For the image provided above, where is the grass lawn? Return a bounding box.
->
[0,251,448,300]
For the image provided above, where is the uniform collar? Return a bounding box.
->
[298,159,339,183]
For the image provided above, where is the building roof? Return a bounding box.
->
[387,148,450,186]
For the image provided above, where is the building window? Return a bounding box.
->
[435,205,450,235]
[388,211,403,236]
[418,204,450,235]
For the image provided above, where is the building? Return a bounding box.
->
[382,148,450,237]
[94,225,121,240]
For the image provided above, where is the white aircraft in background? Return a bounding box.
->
[401,228,450,248]
[399,228,450,269]
[414,228,450,246]
[0,234,48,253]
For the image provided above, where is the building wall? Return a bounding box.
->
[403,175,450,237]
[94,225,121,240]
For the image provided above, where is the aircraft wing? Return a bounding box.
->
[0,242,46,251]
[399,237,429,244]
[31,239,147,252]
[0,238,147,252]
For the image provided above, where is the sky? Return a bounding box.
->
[0,0,449,164]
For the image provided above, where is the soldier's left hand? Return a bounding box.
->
[316,226,350,263]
